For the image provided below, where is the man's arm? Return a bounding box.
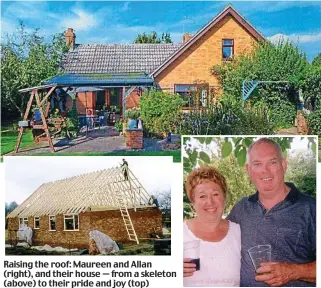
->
[256,261,316,287]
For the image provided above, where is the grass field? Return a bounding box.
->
[1,127,34,156]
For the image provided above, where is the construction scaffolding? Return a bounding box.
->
[8,166,153,244]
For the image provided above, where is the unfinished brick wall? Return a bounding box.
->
[126,129,143,149]
[7,207,161,249]
[155,15,259,89]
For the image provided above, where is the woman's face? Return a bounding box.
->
[192,180,225,223]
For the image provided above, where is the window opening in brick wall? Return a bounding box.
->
[64,214,79,231]
[34,216,40,229]
[19,217,28,228]
[175,84,209,108]
[222,39,234,60]
[49,215,56,231]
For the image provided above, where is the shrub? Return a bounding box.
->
[115,120,123,132]
[268,100,297,128]
[126,107,140,119]
[178,100,275,135]
[307,106,321,147]
[140,89,186,136]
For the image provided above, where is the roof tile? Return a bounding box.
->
[61,44,182,74]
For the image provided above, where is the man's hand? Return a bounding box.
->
[184,258,196,277]
[255,262,296,287]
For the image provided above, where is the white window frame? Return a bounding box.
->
[19,217,28,229]
[34,216,40,229]
[49,215,56,231]
[64,214,79,231]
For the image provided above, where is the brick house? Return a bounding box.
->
[44,5,264,115]
[7,167,162,248]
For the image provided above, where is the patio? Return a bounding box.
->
[7,125,180,155]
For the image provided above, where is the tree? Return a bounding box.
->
[154,190,171,228]
[1,22,69,120]
[5,201,18,217]
[286,152,316,198]
[211,40,310,128]
[140,89,186,136]
[312,53,321,67]
[183,136,316,171]
[5,201,18,229]
[133,31,172,43]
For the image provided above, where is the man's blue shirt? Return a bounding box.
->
[227,183,316,287]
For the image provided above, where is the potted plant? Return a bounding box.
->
[126,107,140,129]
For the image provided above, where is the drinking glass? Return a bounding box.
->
[184,240,200,271]
[248,245,271,275]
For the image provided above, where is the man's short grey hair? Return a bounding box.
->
[246,138,284,164]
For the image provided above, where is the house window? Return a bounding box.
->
[49,215,56,231]
[175,85,198,107]
[222,39,234,60]
[34,216,40,229]
[174,84,209,108]
[19,217,28,228]
[64,214,79,231]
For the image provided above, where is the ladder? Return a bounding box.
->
[116,191,139,244]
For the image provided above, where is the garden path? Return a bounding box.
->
[276,127,298,135]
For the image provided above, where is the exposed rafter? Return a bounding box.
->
[8,167,152,218]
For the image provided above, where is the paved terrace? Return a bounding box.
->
[9,126,180,155]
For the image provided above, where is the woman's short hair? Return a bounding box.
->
[185,166,227,202]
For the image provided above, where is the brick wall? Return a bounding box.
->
[297,110,309,135]
[126,88,141,109]
[7,208,161,249]
[155,15,258,89]
[126,129,143,149]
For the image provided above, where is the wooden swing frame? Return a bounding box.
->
[15,85,70,153]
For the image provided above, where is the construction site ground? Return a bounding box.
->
[5,241,157,256]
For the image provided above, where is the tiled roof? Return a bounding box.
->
[60,44,182,74]
[42,73,154,86]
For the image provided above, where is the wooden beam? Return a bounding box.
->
[8,166,153,217]
[34,90,55,152]
[14,91,35,153]
[40,86,56,106]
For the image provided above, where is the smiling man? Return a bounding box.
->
[227,138,316,287]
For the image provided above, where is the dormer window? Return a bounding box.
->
[222,39,234,60]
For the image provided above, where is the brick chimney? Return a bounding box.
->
[65,28,76,51]
[183,33,192,44]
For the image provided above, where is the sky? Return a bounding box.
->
[4,156,173,204]
[1,1,321,61]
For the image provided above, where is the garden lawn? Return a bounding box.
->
[1,129,34,155]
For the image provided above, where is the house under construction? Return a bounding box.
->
[7,166,162,248]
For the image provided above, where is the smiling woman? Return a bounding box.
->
[183,166,241,287]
